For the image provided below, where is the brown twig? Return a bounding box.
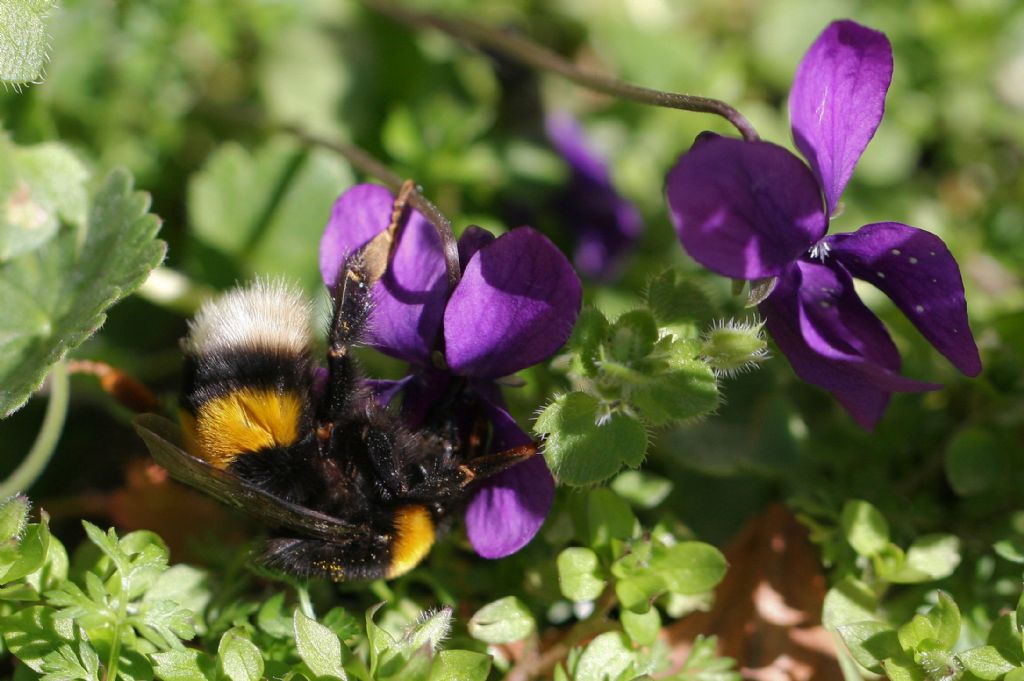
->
[361,0,759,142]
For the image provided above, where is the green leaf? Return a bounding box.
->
[994,539,1024,564]
[645,269,715,336]
[840,500,890,557]
[927,591,961,649]
[584,488,636,549]
[621,607,660,646]
[628,354,719,426]
[700,320,767,375]
[365,603,396,675]
[897,614,938,653]
[187,138,350,286]
[902,535,961,581]
[575,632,636,681]
[568,307,609,377]
[0,494,30,542]
[536,392,647,485]
[0,168,165,417]
[0,0,57,85]
[610,471,672,509]
[958,646,1017,680]
[836,621,899,673]
[468,597,535,644]
[257,592,294,639]
[822,577,879,631]
[428,650,492,681]
[218,628,263,681]
[945,428,1006,496]
[400,607,452,654]
[2,605,75,674]
[0,517,50,583]
[152,649,215,681]
[882,653,926,681]
[654,542,728,596]
[675,635,740,681]
[608,310,658,364]
[557,547,606,602]
[294,608,347,680]
[1006,668,1024,681]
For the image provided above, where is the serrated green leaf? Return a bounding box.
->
[428,650,492,681]
[958,646,1017,679]
[0,168,165,417]
[0,0,57,84]
[629,357,719,426]
[645,269,715,335]
[676,635,740,681]
[294,609,347,680]
[2,605,75,673]
[218,628,263,681]
[557,547,606,602]
[468,597,535,644]
[536,393,647,485]
[621,607,660,646]
[841,500,889,557]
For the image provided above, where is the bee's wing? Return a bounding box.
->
[133,414,356,543]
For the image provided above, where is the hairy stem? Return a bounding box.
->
[0,362,70,499]
[362,0,759,142]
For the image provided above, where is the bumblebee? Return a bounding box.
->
[136,198,535,581]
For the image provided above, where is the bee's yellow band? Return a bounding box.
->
[387,505,435,578]
[182,388,303,468]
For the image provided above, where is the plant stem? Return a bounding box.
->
[278,123,463,291]
[0,361,70,499]
[362,0,760,142]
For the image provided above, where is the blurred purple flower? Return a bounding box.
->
[321,184,582,557]
[546,112,644,279]
[665,20,981,429]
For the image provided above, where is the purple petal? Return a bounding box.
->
[547,114,645,280]
[789,20,893,215]
[761,260,939,428]
[465,385,553,558]
[666,135,827,279]
[363,377,414,409]
[827,222,981,377]
[320,184,447,365]
[457,226,496,269]
[394,369,452,429]
[444,227,582,378]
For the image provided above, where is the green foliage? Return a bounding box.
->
[0,0,56,86]
[0,163,165,417]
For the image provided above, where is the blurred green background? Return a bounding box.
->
[2,0,1023,649]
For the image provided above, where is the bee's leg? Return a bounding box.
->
[258,536,389,582]
[321,182,415,423]
[457,443,537,485]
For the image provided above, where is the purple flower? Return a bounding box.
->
[665,20,981,428]
[546,112,644,280]
[321,184,582,557]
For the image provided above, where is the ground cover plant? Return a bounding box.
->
[0,0,1022,679]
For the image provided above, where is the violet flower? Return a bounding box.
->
[320,184,582,557]
[665,20,981,428]
[546,112,644,280]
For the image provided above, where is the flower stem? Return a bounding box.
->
[0,361,70,499]
[362,0,760,142]
[278,123,463,291]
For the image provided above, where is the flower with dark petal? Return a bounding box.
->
[546,112,644,280]
[665,20,981,428]
[321,184,582,557]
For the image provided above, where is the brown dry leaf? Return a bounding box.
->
[664,504,841,681]
[107,458,245,562]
